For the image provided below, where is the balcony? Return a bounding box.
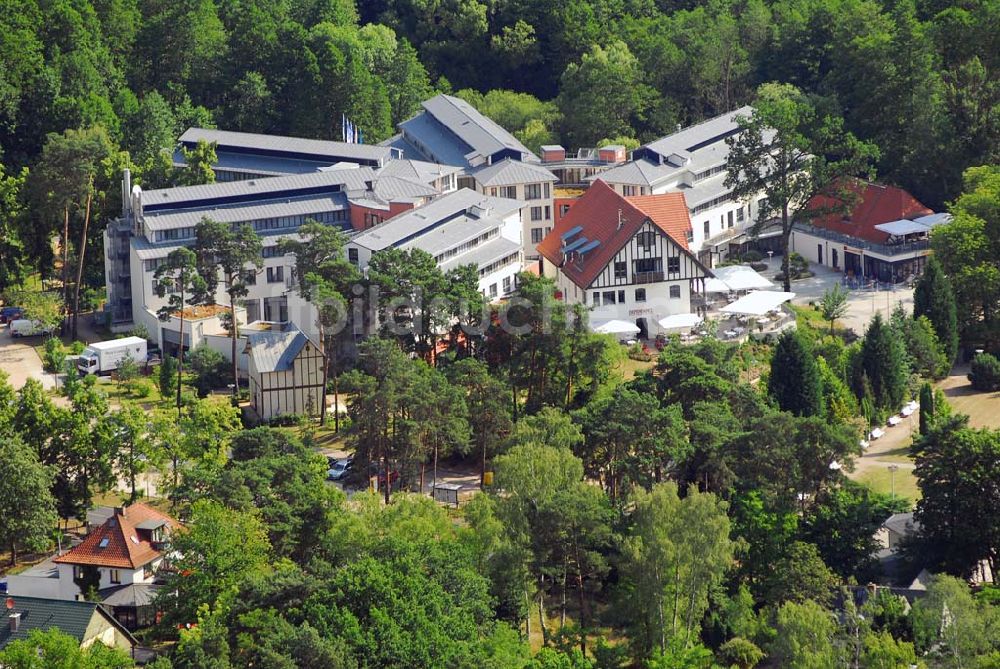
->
[633,271,664,284]
[795,223,931,257]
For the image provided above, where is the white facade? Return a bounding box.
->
[542,220,709,339]
[246,328,325,421]
[8,557,161,603]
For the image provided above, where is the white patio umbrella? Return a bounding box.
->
[592,319,641,335]
[704,265,774,292]
[719,290,796,316]
[657,313,702,330]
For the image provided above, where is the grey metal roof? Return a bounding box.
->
[439,236,521,273]
[173,150,353,176]
[132,233,296,261]
[378,158,462,184]
[379,132,430,162]
[883,512,920,536]
[246,328,312,373]
[398,112,472,167]
[142,167,377,209]
[421,95,539,162]
[350,189,523,252]
[0,596,135,649]
[644,106,754,160]
[472,159,557,187]
[179,128,393,163]
[367,175,439,202]
[400,216,499,257]
[143,193,349,231]
[586,161,666,187]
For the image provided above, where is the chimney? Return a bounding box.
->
[617,209,624,231]
[8,613,20,632]
[119,505,128,518]
[122,168,132,214]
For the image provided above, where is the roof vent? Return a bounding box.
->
[8,613,20,632]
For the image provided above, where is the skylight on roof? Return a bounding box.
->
[98,538,109,548]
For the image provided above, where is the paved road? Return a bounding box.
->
[0,324,56,390]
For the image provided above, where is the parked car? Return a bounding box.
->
[327,456,354,481]
[0,307,24,324]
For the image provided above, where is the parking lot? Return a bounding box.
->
[0,324,56,390]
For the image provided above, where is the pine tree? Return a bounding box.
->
[860,314,910,411]
[919,381,935,435]
[914,256,959,366]
[768,329,823,417]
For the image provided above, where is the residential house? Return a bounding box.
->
[0,596,137,654]
[7,503,180,631]
[586,107,769,266]
[175,127,400,181]
[471,159,558,260]
[346,188,525,300]
[245,322,325,422]
[791,180,951,284]
[537,180,711,339]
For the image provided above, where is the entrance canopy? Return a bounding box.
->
[719,290,796,316]
[593,319,641,335]
[657,313,702,330]
[704,265,774,293]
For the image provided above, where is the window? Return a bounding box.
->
[348,248,359,265]
[544,206,551,220]
[634,257,662,273]
[489,283,498,297]
[635,288,646,302]
[727,211,734,228]
[531,227,544,244]
[503,276,512,293]
[243,269,257,286]
[144,564,154,580]
[592,292,600,305]
[602,291,616,304]
[109,569,121,584]
[703,220,710,237]
[617,290,625,303]
[667,257,680,274]
[74,566,85,580]
[525,183,543,200]
[489,187,498,197]
[545,183,551,198]
[614,261,627,279]
[637,231,656,249]
[622,185,637,196]
[560,204,571,216]
[245,299,261,323]
[499,186,517,199]
[737,207,745,222]
[264,296,288,322]
[669,285,681,299]
[266,266,284,283]
[531,206,544,221]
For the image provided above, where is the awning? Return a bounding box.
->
[720,290,796,316]
[874,219,929,236]
[593,319,641,335]
[657,313,702,330]
[704,265,774,293]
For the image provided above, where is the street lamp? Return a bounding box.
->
[888,464,899,499]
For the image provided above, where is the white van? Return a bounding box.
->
[9,319,55,338]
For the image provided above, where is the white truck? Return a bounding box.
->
[9,319,56,337]
[77,337,147,375]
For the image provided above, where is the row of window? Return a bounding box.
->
[433,228,499,264]
[530,205,552,221]
[613,256,680,279]
[702,206,747,238]
[621,185,647,197]
[479,251,521,277]
[691,192,734,215]
[486,183,552,200]
[486,275,515,298]
[694,164,727,182]
[530,226,552,244]
[587,284,682,306]
[151,210,348,243]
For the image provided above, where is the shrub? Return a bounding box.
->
[130,379,153,398]
[968,353,1000,391]
[749,262,768,272]
[268,413,308,427]
[42,337,65,373]
[742,249,764,262]
[69,340,86,355]
[188,344,228,397]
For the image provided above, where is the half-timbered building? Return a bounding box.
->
[537,180,711,339]
[245,323,325,421]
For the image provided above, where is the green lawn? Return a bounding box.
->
[853,466,920,508]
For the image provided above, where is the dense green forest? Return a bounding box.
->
[0,0,998,294]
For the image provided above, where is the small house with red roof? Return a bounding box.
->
[790,180,951,284]
[7,503,180,631]
[538,180,711,339]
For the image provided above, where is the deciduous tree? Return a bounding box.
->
[0,436,56,564]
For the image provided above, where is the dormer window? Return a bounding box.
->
[98,538,110,549]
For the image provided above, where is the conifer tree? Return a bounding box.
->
[914,256,959,366]
[919,381,935,436]
[768,329,823,417]
[860,314,910,411]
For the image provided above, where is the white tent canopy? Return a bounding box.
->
[657,313,702,330]
[704,265,774,293]
[593,319,641,335]
[719,290,796,316]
